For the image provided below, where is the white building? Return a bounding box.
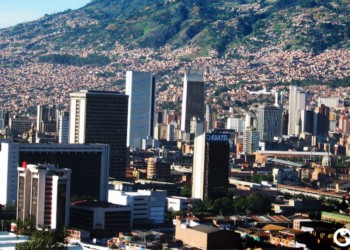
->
[167,196,200,212]
[59,112,69,143]
[243,127,260,154]
[108,190,166,224]
[288,86,306,136]
[318,97,342,108]
[226,117,244,133]
[126,71,155,149]
[0,142,109,205]
[17,164,71,229]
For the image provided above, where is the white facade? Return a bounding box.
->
[288,86,306,136]
[318,97,342,108]
[59,113,69,143]
[243,127,260,154]
[126,71,155,149]
[69,94,87,143]
[167,196,200,212]
[108,189,166,224]
[17,164,71,229]
[0,142,109,205]
[192,131,206,200]
[227,117,244,133]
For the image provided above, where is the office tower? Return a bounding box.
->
[192,132,229,200]
[58,112,69,143]
[36,105,57,133]
[227,117,244,133]
[0,142,110,205]
[282,111,289,135]
[9,116,36,135]
[17,164,71,229]
[329,111,337,132]
[126,71,155,149]
[243,127,260,154]
[338,113,350,134]
[205,104,211,132]
[288,86,306,136]
[318,97,342,108]
[315,104,330,139]
[274,91,283,108]
[146,157,171,179]
[69,90,128,179]
[0,110,8,130]
[181,69,205,133]
[302,110,314,134]
[257,105,281,141]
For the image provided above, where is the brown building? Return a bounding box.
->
[146,157,170,179]
[175,217,241,249]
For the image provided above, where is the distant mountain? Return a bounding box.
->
[1,0,350,56]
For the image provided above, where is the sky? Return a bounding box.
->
[0,0,91,28]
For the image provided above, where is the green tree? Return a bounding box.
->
[16,229,69,249]
[180,184,191,197]
[212,197,233,215]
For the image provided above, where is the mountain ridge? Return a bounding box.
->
[1,0,350,56]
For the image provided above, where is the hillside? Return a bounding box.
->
[1,0,350,56]
[1,0,350,112]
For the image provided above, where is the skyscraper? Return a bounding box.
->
[192,131,229,200]
[58,111,69,143]
[315,104,330,139]
[181,69,205,133]
[69,90,128,179]
[257,105,281,141]
[288,86,306,136]
[126,71,155,149]
[36,104,57,133]
[243,127,260,154]
[17,164,71,229]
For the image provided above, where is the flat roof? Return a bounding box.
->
[268,158,305,168]
[256,150,331,156]
[191,225,221,234]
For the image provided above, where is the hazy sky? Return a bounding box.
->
[0,0,91,28]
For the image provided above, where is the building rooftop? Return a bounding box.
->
[191,224,221,234]
[71,200,126,208]
[268,158,305,168]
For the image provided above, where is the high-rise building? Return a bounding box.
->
[282,111,289,136]
[227,117,244,133]
[17,164,71,229]
[58,112,69,143]
[0,110,9,130]
[315,104,330,139]
[69,90,128,179]
[0,142,110,204]
[181,69,205,133]
[302,110,315,134]
[36,105,57,133]
[126,71,155,149]
[257,105,281,141]
[192,132,230,200]
[288,86,306,136]
[243,127,260,154]
[9,116,36,135]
